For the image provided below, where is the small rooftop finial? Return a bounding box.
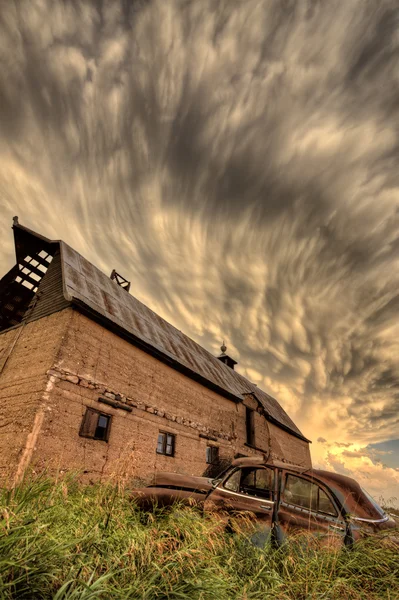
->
[217,340,237,369]
[13,216,19,226]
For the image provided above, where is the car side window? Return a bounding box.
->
[240,467,274,500]
[223,469,241,492]
[283,474,337,516]
[284,475,317,509]
[223,467,274,500]
[318,488,337,516]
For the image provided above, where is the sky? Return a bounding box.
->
[0,0,398,507]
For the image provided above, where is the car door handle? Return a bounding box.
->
[260,504,272,511]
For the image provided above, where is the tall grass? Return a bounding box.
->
[0,475,398,599]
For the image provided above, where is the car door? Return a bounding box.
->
[277,471,347,547]
[204,466,276,546]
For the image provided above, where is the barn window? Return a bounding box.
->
[245,407,255,446]
[79,408,112,442]
[156,432,175,456]
[206,446,219,464]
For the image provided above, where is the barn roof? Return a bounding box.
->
[1,221,309,442]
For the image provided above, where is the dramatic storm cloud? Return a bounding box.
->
[0,0,398,503]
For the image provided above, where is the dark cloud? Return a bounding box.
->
[0,0,398,485]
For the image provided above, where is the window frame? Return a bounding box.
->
[156,431,175,457]
[79,407,112,442]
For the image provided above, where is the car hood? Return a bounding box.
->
[152,471,214,493]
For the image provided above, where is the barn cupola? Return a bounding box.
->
[217,341,237,370]
[0,217,58,333]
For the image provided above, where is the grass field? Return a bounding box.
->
[0,475,398,599]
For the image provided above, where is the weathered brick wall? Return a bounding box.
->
[31,310,310,482]
[34,375,233,484]
[0,307,310,484]
[0,311,71,482]
[29,311,261,482]
[268,421,311,467]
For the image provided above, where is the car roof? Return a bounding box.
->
[231,456,310,472]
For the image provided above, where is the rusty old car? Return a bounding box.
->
[131,456,397,547]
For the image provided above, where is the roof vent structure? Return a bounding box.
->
[216,341,237,370]
[0,217,55,331]
[110,269,131,292]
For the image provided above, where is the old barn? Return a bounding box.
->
[0,219,311,484]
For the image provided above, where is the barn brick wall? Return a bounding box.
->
[268,421,311,467]
[0,310,71,482]
[0,307,311,484]
[31,310,265,482]
[33,375,234,484]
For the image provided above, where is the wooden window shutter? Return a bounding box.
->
[80,408,98,438]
